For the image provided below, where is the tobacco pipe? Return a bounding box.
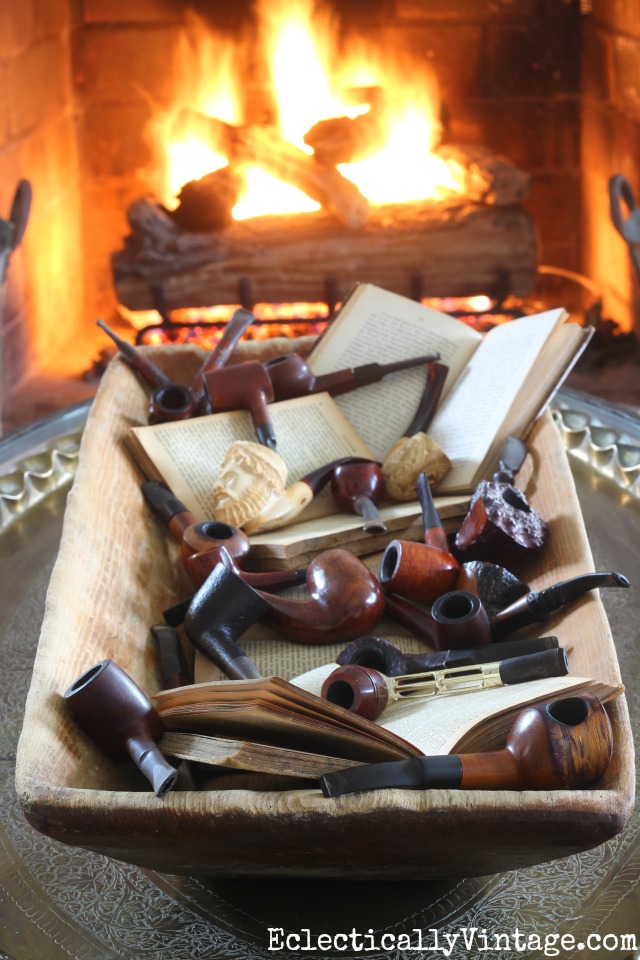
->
[260,548,385,644]
[336,634,561,676]
[320,693,613,797]
[380,588,491,650]
[455,560,529,621]
[184,561,269,679]
[381,363,451,501]
[64,659,178,797]
[244,456,376,534]
[490,571,631,638]
[455,436,548,567]
[330,460,387,533]
[321,648,569,721]
[141,480,305,591]
[201,360,276,448]
[96,319,197,424]
[263,351,441,402]
[190,307,255,409]
[150,625,192,689]
[379,472,459,601]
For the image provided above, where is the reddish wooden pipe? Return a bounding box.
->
[96,320,197,424]
[320,693,613,796]
[64,659,178,797]
[330,461,387,533]
[263,351,441,402]
[141,480,304,591]
[201,360,276,448]
[379,472,459,601]
[260,548,385,644]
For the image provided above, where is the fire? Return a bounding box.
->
[159,0,458,218]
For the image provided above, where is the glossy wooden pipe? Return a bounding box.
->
[430,590,492,649]
[263,351,441,402]
[64,659,178,797]
[190,307,255,409]
[490,571,631,638]
[320,693,613,796]
[379,472,459,601]
[336,634,561,676]
[321,648,568,720]
[141,480,304,591]
[260,548,385,644]
[330,460,387,533]
[184,561,269,679]
[201,360,276,448]
[96,320,196,424]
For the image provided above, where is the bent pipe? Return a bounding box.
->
[320,693,613,796]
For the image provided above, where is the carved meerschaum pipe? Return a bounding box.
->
[64,659,178,798]
[260,548,386,644]
[141,480,305,591]
[243,456,376,534]
[201,359,277,448]
[381,363,451,501]
[321,648,569,720]
[263,351,441,402]
[320,693,613,797]
[184,561,269,679]
[336,634,561,676]
[379,471,459,602]
[490,571,631,638]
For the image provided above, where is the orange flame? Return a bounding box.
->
[156,1,458,218]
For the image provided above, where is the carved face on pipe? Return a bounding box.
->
[213,441,288,528]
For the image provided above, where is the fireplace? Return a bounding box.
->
[1,0,639,431]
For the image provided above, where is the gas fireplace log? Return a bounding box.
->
[113,199,537,311]
[435,144,531,206]
[303,110,387,166]
[176,109,369,229]
[168,166,245,232]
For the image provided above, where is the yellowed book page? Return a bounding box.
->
[292,663,598,755]
[308,284,482,461]
[428,308,568,492]
[129,392,375,521]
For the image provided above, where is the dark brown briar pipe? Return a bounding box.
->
[430,590,492,650]
[263,351,441,402]
[260,548,385,644]
[96,320,196,424]
[336,634,561,677]
[64,659,178,798]
[330,461,387,533]
[201,360,276,448]
[490,571,631,638]
[150,625,192,689]
[378,472,459,601]
[455,560,529,621]
[142,480,305,592]
[184,561,269,679]
[321,648,569,721]
[320,693,613,797]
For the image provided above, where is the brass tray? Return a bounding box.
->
[12,344,637,880]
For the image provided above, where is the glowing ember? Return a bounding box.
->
[155,0,459,219]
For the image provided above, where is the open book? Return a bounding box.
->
[308,283,592,492]
[153,671,622,782]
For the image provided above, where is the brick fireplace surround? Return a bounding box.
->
[1,0,640,435]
